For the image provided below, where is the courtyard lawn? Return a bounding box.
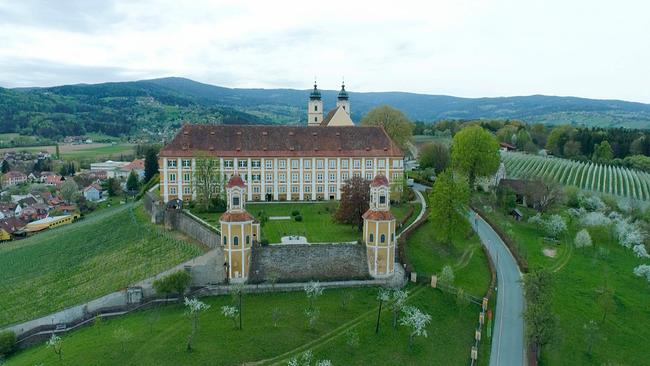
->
[6,286,479,366]
[482,203,650,365]
[0,203,206,328]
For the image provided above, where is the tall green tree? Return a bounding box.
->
[194,154,222,212]
[523,269,556,362]
[360,105,414,151]
[126,170,140,192]
[545,125,575,156]
[592,140,614,162]
[144,148,159,184]
[418,141,449,173]
[450,125,500,187]
[428,170,469,245]
[60,179,79,203]
[1,160,9,174]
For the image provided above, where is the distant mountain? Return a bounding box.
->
[1,77,649,141]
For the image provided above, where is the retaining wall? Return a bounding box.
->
[249,243,370,283]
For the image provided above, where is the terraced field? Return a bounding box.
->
[502,152,650,200]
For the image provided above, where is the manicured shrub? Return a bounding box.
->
[291,210,300,216]
[260,239,269,246]
[153,270,192,298]
[0,330,16,356]
[294,215,303,222]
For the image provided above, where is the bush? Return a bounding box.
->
[574,229,593,248]
[260,239,269,246]
[294,215,303,222]
[291,210,300,216]
[153,270,192,297]
[0,330,16,356]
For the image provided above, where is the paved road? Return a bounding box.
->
[471,211,525,366]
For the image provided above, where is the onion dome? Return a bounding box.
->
[309,83,321,99]
[226,174,246,188]
[337,82,349,100]
[370,174,389,187]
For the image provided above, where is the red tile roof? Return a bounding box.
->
[370,174,389,187]
[219,211,255,222]
[362,209,395,221]
[226,174,246,188]
[159,124,403,158]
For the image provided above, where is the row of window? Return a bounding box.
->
[223,235,250,246]
[168,158,403,170]
[368,232,396,243]
[168,171,400,185]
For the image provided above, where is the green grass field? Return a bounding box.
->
[243,201,419,244]
[0,203,206,327]
[6,286,479,366]
[483,204,650,365]
[60,144,135,159]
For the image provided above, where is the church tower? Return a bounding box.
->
[336,82,350,115]
[308,82,323,126]
[362,174,396,277]
[219,174,260,283]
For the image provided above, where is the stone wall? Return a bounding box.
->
[249,243,370,283]
[165,210,220,248]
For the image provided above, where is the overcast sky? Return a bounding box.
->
[1,0,649,102]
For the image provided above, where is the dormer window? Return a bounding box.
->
[232,196,240,207]
[314,105,318,111]
[379,195,386,205]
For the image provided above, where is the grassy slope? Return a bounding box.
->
[484,205,650,365]
[6,287,479,366]
[0,204,205,327]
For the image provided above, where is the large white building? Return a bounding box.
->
[158,84,404,203]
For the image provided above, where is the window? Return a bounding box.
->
[233,236,239,246]
[252,160,261,168]
[170,187,177,194]
[266,173,273,182]
[329,159,336,169]
[316,159,324,169]
[279,160,286,169]
[252,174,261,182]
[305,172,311,182]
[253,186,260,193]
[393,172,400,180]
[317,173,323,182]
[392,160,400,168]
[169,173,176,182]
[279,186,286,193]
[392,233,396,241]
[246,235,250,244]
[291,186,299,193]
[305,185,311,192]
[238,160,248,168]
[314,105,318,111]
[183,187,191,195]
[329,173,336,182]
[366,160,373,168]
[266,186,273,193]
[353,159,361,168]
[342,172,349,181]
[167,159,177,168]
[341,160,349,169]
[223,236,227,245]
[379,195,386,204]
[183,173,190,182]
[304,160,311,169]
[314,117,317,122]
[378,159,386,168]
[353,172,361,178]
[292,173,299,182]
[291,159,299,169]
[279,173,286,182]
[182,159,191,168]
[233,196,240,207]
[329,185,336,193]
[317,186,323,193]
[369,233,374,242]
[224,160,234,168]
[265,160,273,169]
[365,172,372,180]
[380,234,386,243]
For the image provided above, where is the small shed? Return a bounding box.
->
[510,208,523,221]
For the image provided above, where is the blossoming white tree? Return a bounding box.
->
[633,245,650,258]
[184,297,210,352]
[221,305,239,329]
[390,289,409,329]
[580,212,611,227]
[633,264,650,282]
[46,333,63,360]
[543,214,567,239]
[304,281,323,310]
[399,306,432,348]
[438,265,455,288]
[287,350,332,366]
[375,288,391,334]
[574,229,593,249]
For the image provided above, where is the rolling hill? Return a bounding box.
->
[1,77,649,141]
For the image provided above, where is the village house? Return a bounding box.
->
[0,217,25,241]
[2,171,27,187]
[83,183,103,201]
